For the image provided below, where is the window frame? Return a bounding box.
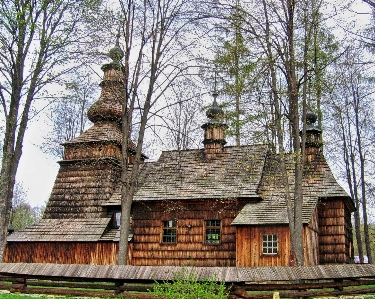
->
[262,234,278,255]
[111,211,121,229]
[161,220,178,244]
[204,219,221,245]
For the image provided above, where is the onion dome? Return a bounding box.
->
[86,42,125,124]
[108,42,124,64]
[306,109,319,131]
[206,91,224,122]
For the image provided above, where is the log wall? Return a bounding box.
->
[4,242,122,265]
[318,199,353,264]
[131,199,246,267]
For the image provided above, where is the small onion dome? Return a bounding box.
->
[206,92,224,120]
[306,109,320,131]
[108,44,124,63]
[8,224,14,235]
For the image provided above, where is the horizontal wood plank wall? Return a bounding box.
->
[318,199,353,264]
[4,242,119,265]
[131,199,246,267]
[236,225,290,267]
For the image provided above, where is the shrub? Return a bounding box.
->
[150,268,228,299]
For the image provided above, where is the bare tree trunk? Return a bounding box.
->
[353,84,372,263]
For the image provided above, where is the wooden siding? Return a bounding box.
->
[4,242,121,265]
[236,209,320,267]
[304,208,319,266]
[131,199,245,267]
[236,225,291,267]
[64,143,122,161]
[318,199,353,264]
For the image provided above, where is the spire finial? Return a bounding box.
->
[108,29,124,64]
[212,70,219,101]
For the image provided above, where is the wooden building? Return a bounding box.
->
[5,44,354,267]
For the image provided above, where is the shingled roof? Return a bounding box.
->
[232,152,351,225]
[7,218,112,242]
[107,145,268,204]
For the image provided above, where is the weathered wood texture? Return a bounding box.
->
[64,142,122,161]
[4,242,119,265]
[131,199,246,266]
[318,199,353,264]
[43,159,121,219]
[236,225,291,267]
[1,263,375,283]
[303,208,319,266]
[236,208,320,267]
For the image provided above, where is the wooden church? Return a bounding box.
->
[5,44,355,267]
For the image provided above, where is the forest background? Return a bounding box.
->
[0,0,374,263]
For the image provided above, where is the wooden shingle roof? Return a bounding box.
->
[232,153,351,225]
[108,145,268,203]
[7,218,112,242]
[63,122,122,145]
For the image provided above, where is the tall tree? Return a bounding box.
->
[326,45,375,263]
[116,0,207,265]
[214,0,255,146]
[0,0,100,261]
[215,0,339,265]
[42,71,98,158]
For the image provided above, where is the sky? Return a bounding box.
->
[13,0,374,208]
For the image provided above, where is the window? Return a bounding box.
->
[205,220,221,244]
[162,220,177,243]
[112,211,121,228]
[262,234,278,254]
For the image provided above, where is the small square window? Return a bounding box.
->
[263,234,278,254]
[162,220,177,243]
[205,220,221,244]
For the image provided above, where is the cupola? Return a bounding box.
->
[201,91,228,159]
[302,109,323,163]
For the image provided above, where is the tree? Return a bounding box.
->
[363,0,375,8]
[325,45,375,264]
[213,0,255,146]
[0,0,100,261]
[42,71,98,158]
[159,79,205,151]
[212,0,342,265]
[116,0,208,265]
[10,182,43,231]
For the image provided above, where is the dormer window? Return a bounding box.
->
[112,211,121,228]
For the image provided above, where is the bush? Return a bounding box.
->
[150,268,228,299]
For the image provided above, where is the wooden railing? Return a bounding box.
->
[1,263,375,298]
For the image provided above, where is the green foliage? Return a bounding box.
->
[150,268,228,299]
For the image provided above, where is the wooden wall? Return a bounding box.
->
[304,208,319,266]
[131,199,246,267]
[236,225,291,267]
[318,199,353,264]
[4,242,121,265]
[236,212,319,267]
